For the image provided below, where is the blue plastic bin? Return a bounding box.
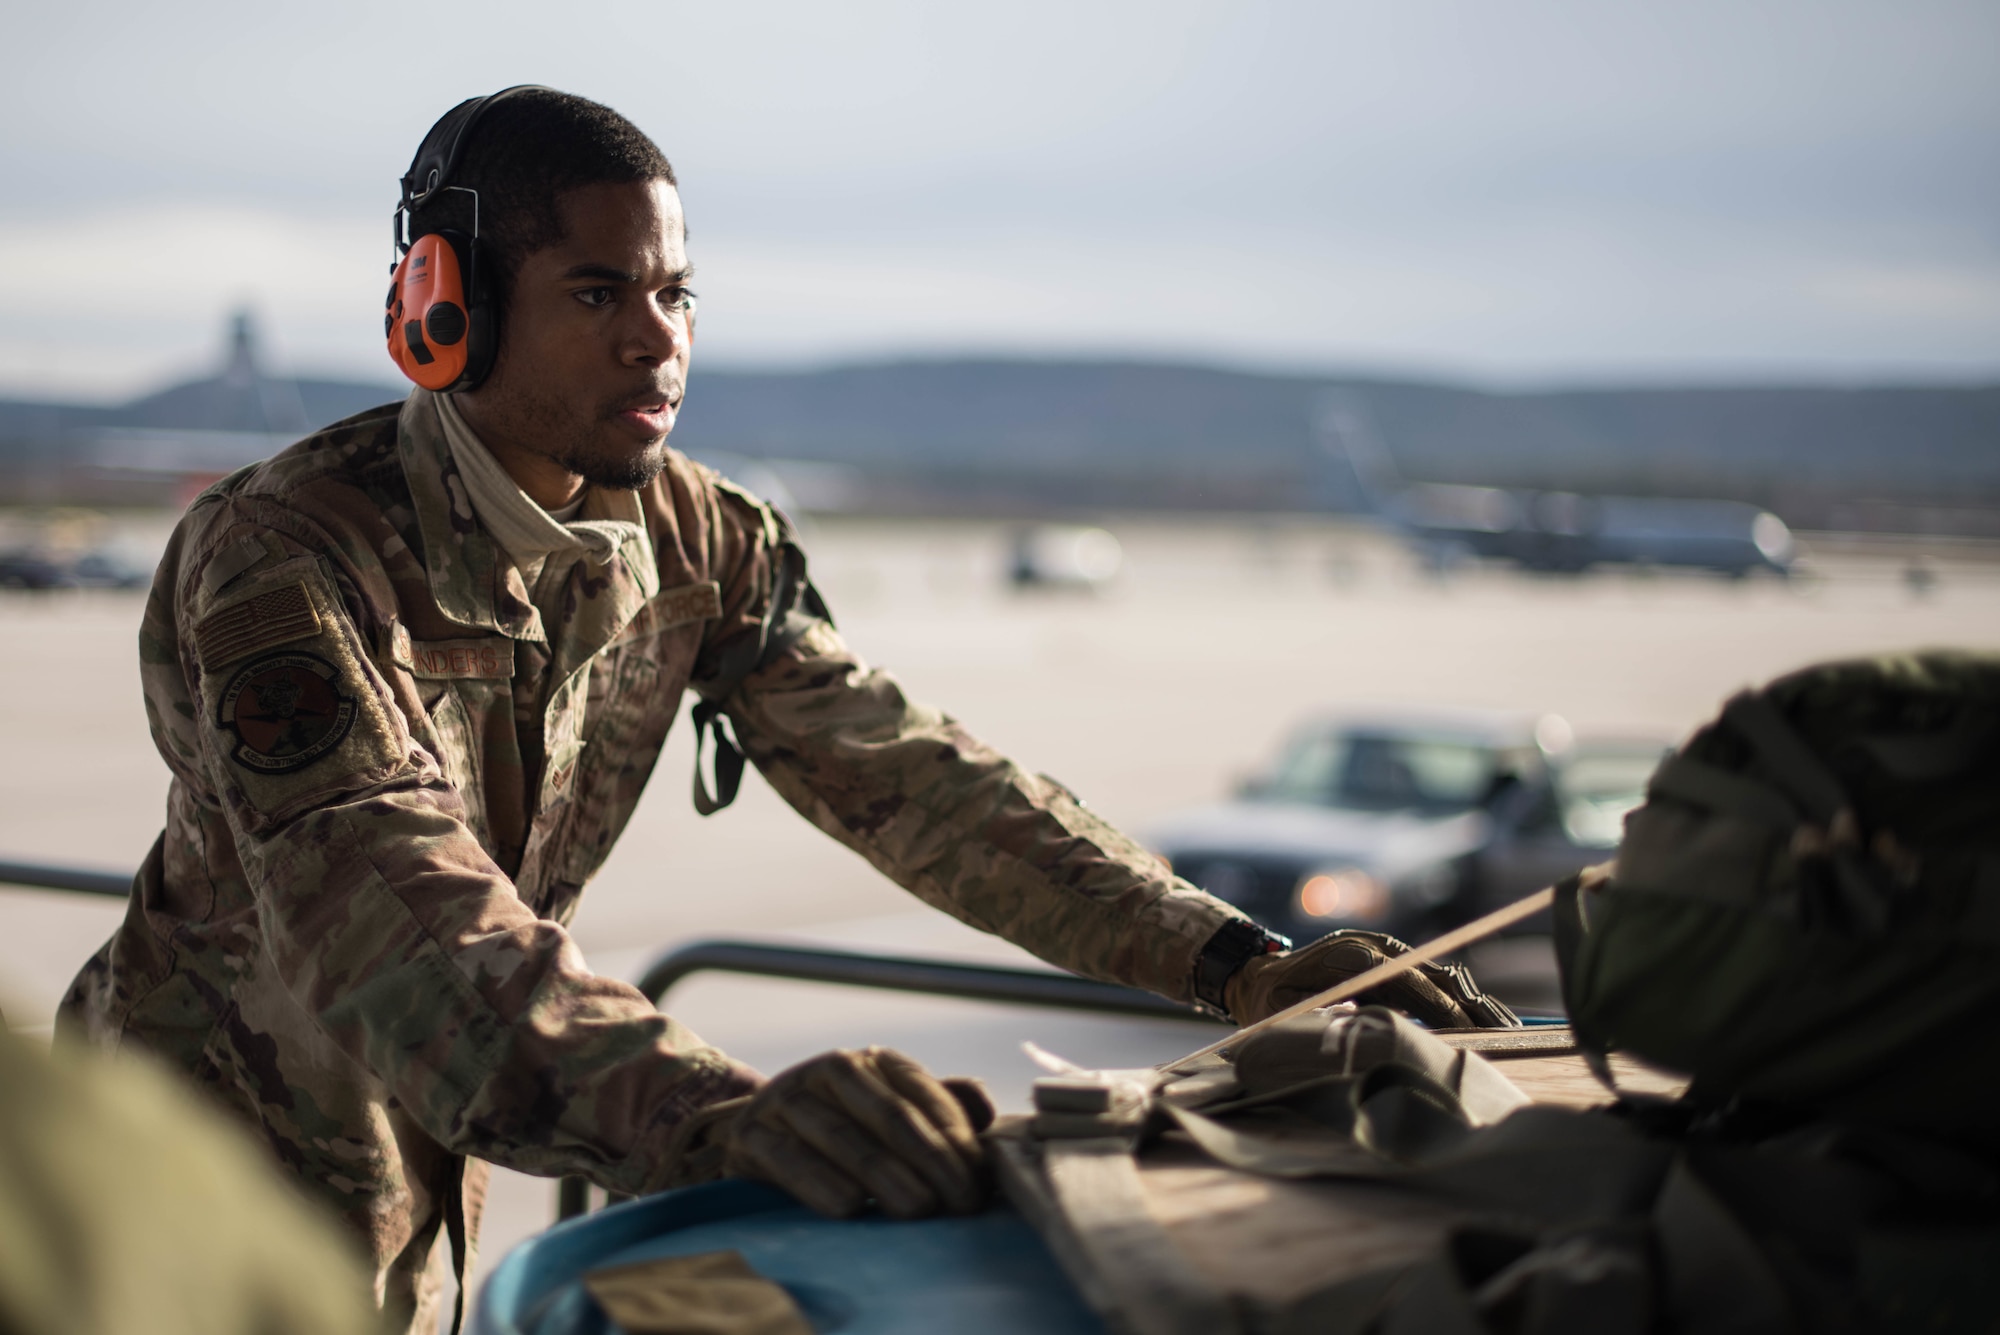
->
[473,1181,1105,1335]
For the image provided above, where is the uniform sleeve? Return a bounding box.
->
[165,503,756,1195]
[697,494,1247,1005]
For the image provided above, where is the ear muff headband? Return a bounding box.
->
[385,85,552,392]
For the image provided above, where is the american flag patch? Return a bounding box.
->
[194,582,323,670]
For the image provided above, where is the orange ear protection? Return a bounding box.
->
[386,233,476,389]
[385,86,550,391]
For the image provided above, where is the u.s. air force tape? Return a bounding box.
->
[215,651,359,774]
[657,579,722,627]
[608,580,725,651]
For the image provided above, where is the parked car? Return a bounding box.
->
[1147,710,1667,944]
[0,546,149,590]
[68,549,151,589]
[0,549,73,589]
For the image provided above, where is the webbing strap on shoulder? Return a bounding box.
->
[444,1157,470,1335]
[690,698,747,816]
[687,507,831,816]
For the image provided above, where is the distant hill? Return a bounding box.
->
[0,315,404,506]
[669,361,2000,530]
[2,316,1994,532]
[0,314,397,454]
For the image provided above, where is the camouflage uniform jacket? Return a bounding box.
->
[61,390,1248,1326]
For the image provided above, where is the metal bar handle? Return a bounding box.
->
[636,939,1220,1022]
[0,860,132,897]
[549,939,1221,1220]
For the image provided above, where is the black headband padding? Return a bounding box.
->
[399,84,554,211]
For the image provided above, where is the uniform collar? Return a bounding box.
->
[398,390,661,645]
[433,392,653,581]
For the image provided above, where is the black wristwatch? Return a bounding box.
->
[1193,918,1290,1016]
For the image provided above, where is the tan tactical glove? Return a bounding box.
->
[665,1047,996,1219]
[1223,929,1520,1030]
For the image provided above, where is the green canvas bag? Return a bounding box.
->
[1554,651,2000,1141]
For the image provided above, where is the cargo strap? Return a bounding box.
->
[1256,1143,1794,1335]
[1154,1045,1801,1332]
[1645,691,1855,834]
[1041,1138,1239,1335]
[1160,1010,1532,1177]
[1645,753,1801,831]
[1643,693,1923,932]
[1720,692,1849,825]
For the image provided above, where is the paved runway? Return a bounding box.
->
[3,513,1994,1314]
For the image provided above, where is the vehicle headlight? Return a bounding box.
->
[1295,868,1390,922]
[1752,511,1794,565]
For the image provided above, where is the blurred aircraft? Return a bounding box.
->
[1319,397,1796,577]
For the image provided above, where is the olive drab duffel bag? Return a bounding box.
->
[1554,650,2000,1141]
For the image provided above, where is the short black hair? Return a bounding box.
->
[409,89,675,308]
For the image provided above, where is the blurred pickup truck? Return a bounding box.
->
[1147,710,1666,945]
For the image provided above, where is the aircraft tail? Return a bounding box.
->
[1313,391,1404,516]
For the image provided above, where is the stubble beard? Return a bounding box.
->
[504,382,677,492]
[552,435,672,492]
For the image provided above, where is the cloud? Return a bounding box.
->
[1806,265,2000,321]
[1,0,1995,393]
[0,205,388,399]
[684,212,2000,382]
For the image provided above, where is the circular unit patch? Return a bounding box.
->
[217,651,358,774]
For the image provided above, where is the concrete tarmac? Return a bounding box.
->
[2,514,1994,1317]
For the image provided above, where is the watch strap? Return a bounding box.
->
[1193,918,1290,1015]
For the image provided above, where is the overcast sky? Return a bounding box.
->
[2,0,1995,399]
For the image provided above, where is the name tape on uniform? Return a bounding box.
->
[386,623,517,680]
[410,639,515,679]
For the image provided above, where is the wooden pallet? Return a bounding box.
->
[1433,1026,1688,1107]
